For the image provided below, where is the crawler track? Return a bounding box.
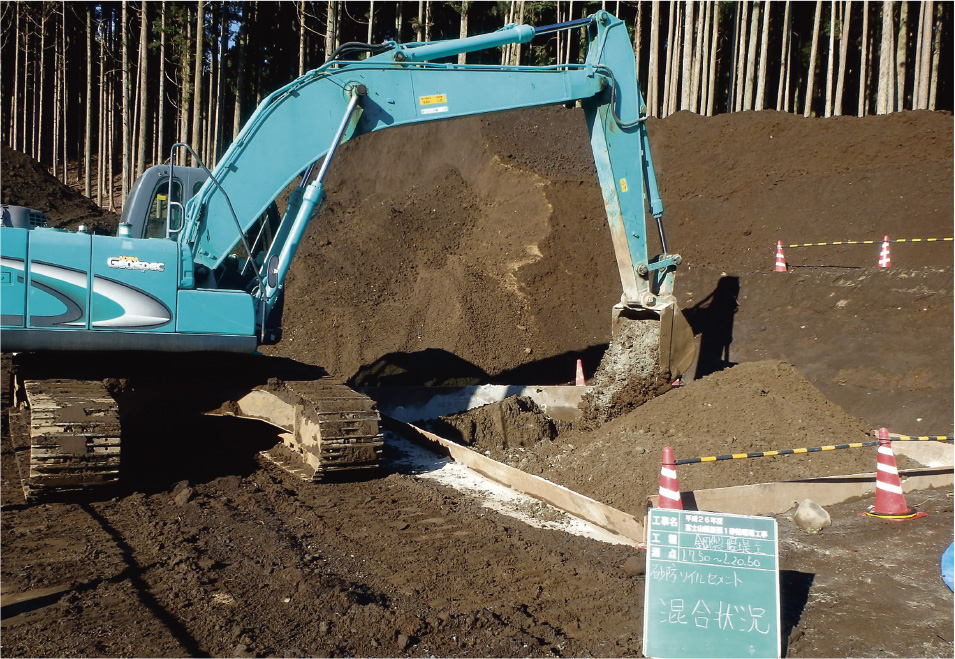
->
[9,378,121,501]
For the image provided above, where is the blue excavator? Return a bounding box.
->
[1,11,695,499]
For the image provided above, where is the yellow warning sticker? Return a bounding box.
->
[419,94,448,106]
[620,178,628,192]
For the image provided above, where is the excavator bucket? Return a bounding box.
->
[610,301,698,385]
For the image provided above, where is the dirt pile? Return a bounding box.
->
[264,107,952,433]
[421,395,562,451]
[432,360,924,517]
[1,145,119,233]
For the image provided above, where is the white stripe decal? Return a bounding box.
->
[878,446,895,456]
[877,463,898,475]
[876,481,904,495]
[660,468,678,479]
[659,487,680,500]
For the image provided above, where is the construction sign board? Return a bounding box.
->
[642,508,781,659]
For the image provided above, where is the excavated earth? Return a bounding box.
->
[2,108,953,658]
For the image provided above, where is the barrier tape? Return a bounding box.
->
[675,435,953,465]
[782,237,952,248]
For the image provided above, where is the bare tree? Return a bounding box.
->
[743,1,759,110]
[457,1,471,65]
[876,0,896,114]
[777,0,792,111]
[825,1,836,116]
[180,8,193,157]
[858,0,870,115]
[706,2,719,116]
[896,1,909,108]
[928,1,943,109]
[299,0,306,76]
[648,0,660,116]
[914,0,933,108]
[733,2,750,112]
[233,5,247,139]
[680,0,694,111]
[698,1,711,113]
[834,1,852,115]
[84,4,92,195]
[156,1,166,163]
[691,1,705,112]
[755,0,772,111]
[136,2,149,178]
[191,1,205,166]
[121,1,130,198]
[633,0,643,87]
[805,0,823,116]
[326,1,340,59]
[367,0,375,43]
[416,1,424,41]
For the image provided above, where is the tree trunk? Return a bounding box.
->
[734,2,749,112]
[777,0,792,111]
[877,0,896,114]
[690,4,709,114]
[121,1,130,199]
[299,0,306,75]
[699,1,711,113]
[680,0,694,111]
[928,1,942,109]
[416,1,424,41]
[38,9,46,163]
[157,1,166,163]
[896,1,908,109]
[649,0,660,116]
[662,0,675,116]
[706,2,719,116]
[368,0,375,44]
[84,4,92,195]
[825,1,836,116]
[233,5,247,139]
[191,1,205,166]
[458,2,470,65]
[805,0,823,117]
[743,1,759,111]
[834,1,852,115]
[915,0,933,108]
[136,1,149,178]
[326,1,339,59]
[755,0,771,111]
[634,1,643,92]
[97,14,106,206]
[425,1,432,42]
[502,1,515,64]
[858,0,869,115]
[53,13,61,178]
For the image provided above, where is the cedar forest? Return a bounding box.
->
[1,1,951,212]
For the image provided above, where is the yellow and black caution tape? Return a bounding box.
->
[782,238,953,248]
[674,436,953,465]
[887,434,955,442]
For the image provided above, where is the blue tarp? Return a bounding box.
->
[942,542,954,592]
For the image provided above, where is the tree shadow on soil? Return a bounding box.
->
[683,275,740,379]
[780,569,815,656]
[79,503,205,656]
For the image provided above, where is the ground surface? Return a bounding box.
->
[2,108,953,658]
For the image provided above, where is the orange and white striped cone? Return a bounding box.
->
[774,241,788,272]
[878,235,892,268]
[658,446,683,510]
[575,359,585,386]
[865,427,925,520]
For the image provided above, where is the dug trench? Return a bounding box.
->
[2,107,953,657]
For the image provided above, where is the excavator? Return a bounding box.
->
[1,11,695,500]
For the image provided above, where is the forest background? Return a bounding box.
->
[1,1,951,212]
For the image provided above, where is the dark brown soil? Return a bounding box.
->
[2,107,953,658]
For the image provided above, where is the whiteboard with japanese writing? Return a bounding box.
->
[643,508,780,659]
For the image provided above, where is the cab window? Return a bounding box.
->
[145,179,183,239]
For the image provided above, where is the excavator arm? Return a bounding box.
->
[177,11,693,380]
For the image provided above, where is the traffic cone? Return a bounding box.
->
[658,446,683,510]
[878,235,892,268]
[865,427,925,520]
[774,241,788,272]
[575,359,585,386]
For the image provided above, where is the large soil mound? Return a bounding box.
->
[1,145,119,232]
[265,107,953,433]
